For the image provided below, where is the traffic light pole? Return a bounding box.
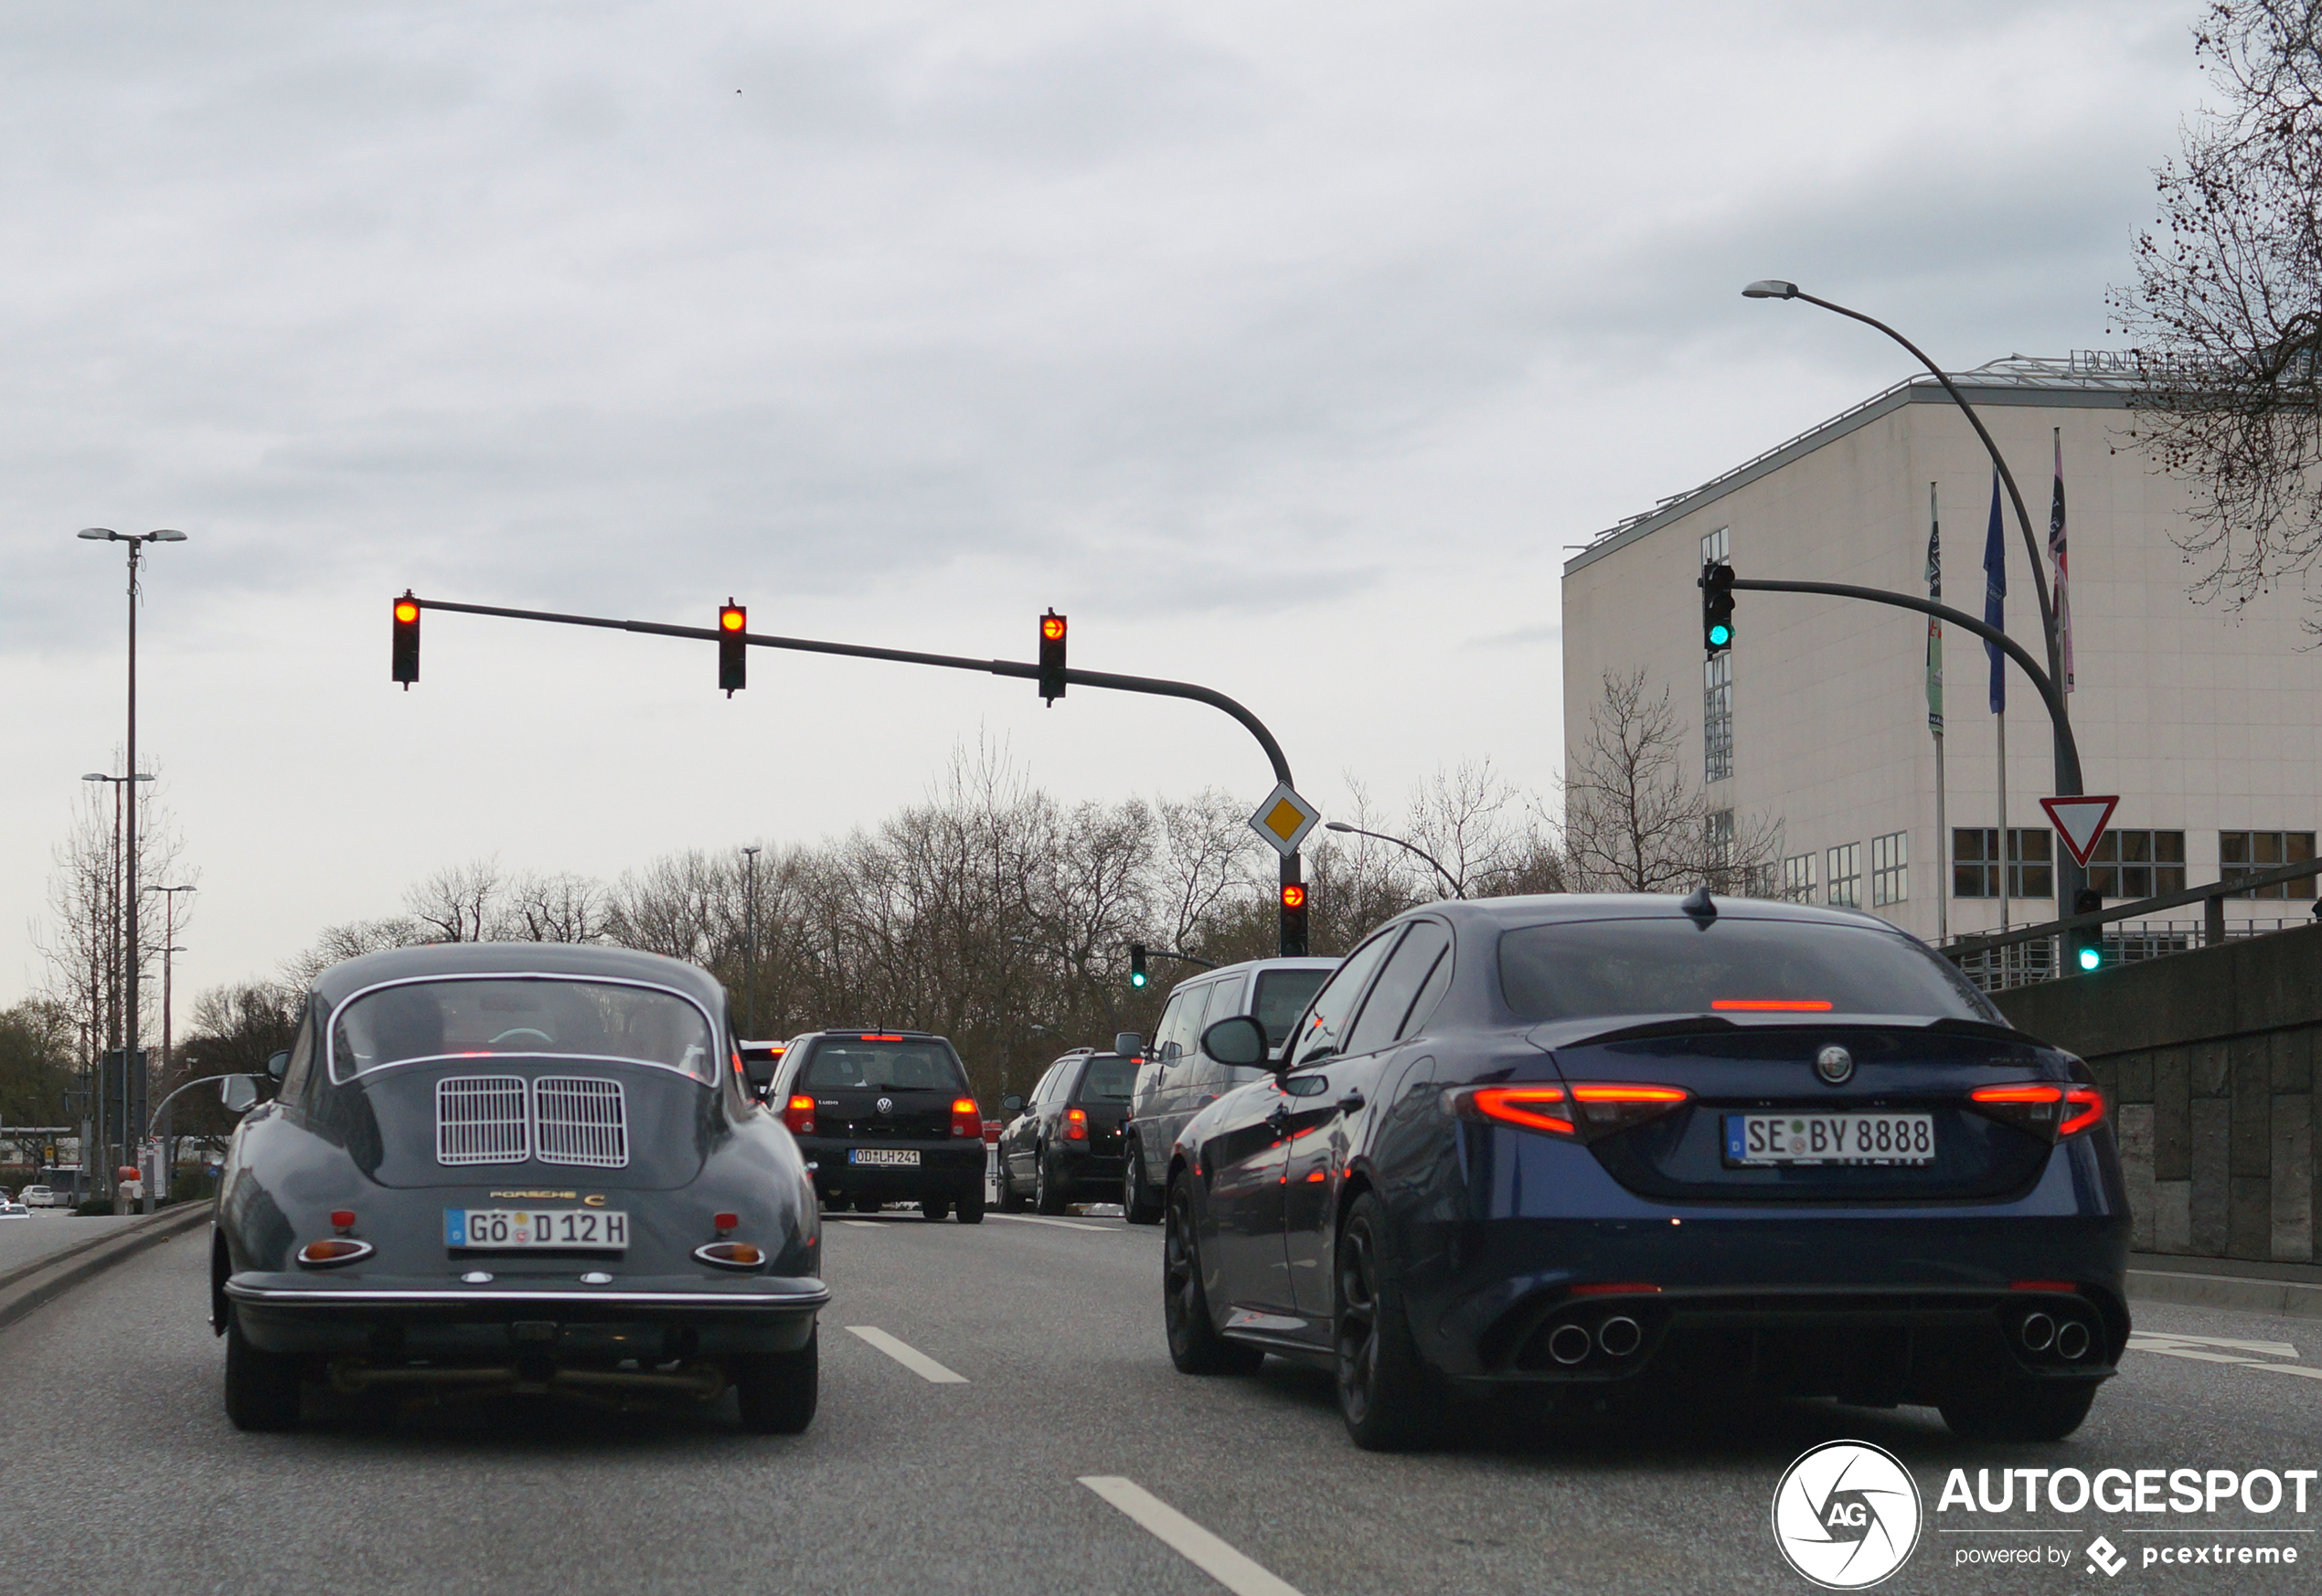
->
[404,596,1308,953]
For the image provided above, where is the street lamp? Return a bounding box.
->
[148,882,195,1214]
[1738,284,2087,913]
[740,846,761,1037]
[79,527,186,1195]
[80,768,154,1188]
[1323,820,1464,899]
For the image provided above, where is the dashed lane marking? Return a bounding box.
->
[1078,1476,1305,1596]
[844,1325,968,1384]
[2128,1330,2322,1381]
[987,1214,1113,1232]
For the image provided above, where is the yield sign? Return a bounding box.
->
[2040,795,2121,867]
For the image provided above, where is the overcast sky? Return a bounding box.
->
[1,0,2204,1008]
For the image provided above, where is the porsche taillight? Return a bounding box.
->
[1969,1081,2105,1141]
[952,1097,981,1138]
[783,1094,816,1135]
[1064,1106,1089,1141]
[1443,1082,1690,1144]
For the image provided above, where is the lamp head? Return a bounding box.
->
[1742,280,1800,300]
[1323,821,1355,833]
[77,527,118,541]
[81,772,109,782]
[148,529,186,542]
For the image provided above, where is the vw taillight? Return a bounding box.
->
[952,1097,981,1138]
[1065,1106,1089,1141]
[783,1094,816,1135]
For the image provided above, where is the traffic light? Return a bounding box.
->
[1700,562,1735,658]
[1039,609,1067,704]
[391,591,421,687]
[2069,888,2104,973]
[1129,943,1148,988]
[1279,880,1309,957]
[719,601,746,696]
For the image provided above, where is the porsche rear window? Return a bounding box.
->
[331,978,717,1081]
[1497,918,1996,1025]
[801,1040,967,1092]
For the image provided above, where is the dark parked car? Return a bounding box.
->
[212,943,826,1434]
[1118,957,1337,1223]
[996,1049,1140,1214]
[1162,893,2129,1450]
[772,1030,985,1221]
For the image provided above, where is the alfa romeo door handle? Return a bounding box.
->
[1266,1103,1291,1129]
[1337,1091,1366,1112]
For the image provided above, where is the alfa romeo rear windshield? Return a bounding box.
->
[1497,917,1997,1026]
[801,1039,968,1092]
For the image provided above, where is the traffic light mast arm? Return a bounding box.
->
[406,595,1298,792]
[1139,948,1220,972]
[1727,576,2082,793]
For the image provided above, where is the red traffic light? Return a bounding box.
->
[1038,608,1067,704]
[1280,883,1306,910]
[719,600,746,694]
[720,605,745,632]
[393,599,419,625]
[391,590,421,688]
[1041,614,1067,642]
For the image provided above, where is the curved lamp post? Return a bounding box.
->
[1323,820,1463,899]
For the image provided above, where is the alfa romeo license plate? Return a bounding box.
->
[847,1149,919,1167]
[444,1208,629,1250]
[1723,1113,1935,1166]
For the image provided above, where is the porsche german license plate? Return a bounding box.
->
[1723,1113,1935,1166]
[847,1148,919,1167]
[444,1208,630,1250]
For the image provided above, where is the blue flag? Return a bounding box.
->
[1982,470,2007,714]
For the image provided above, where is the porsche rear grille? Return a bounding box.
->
[533,1077,629,1168]
[435,1076,629,1169]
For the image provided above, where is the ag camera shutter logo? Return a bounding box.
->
[1772,1440,1923,1588]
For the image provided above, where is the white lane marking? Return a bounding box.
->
[987,1214,1111,1232]
[1079,1476,1305,1596]
[844,1325,968,1384]
[2249,1362,2322,1381]
[2129,1331,2299,1358]
[2131,1344,2264,1366]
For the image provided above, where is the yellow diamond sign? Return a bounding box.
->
[1247,782,1319,857]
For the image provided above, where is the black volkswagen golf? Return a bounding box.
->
[1162,893,2129,1450]
[773,1030,986,1221]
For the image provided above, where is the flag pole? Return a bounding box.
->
[1927,482,1947,945]
[1997,708,2008,941]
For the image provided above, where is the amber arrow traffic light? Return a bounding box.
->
[719,601,746,696]
[1279,880,1309,958]
[391,592,421,688]
[1039,610,1067,704]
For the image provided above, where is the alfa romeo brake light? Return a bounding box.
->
[783,1094,816,1135]
[951,1097,981,1138]
[1968,1081,2105,1141]
[1710,998,1834,1012]
[1443,1082,1690,1143]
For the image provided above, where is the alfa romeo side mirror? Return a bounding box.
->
[266,1050,290,1081]
[1199,1015,1268,1069]
[220,1075,260,1113]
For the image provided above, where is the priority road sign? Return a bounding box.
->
[1247,782,1320,858]
[2040,795,2121,867]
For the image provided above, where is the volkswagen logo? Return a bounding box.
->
[875,1096,894,1115]
[1815,1045,1854,1086]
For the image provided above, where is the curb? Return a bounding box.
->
[0,1204,211,1334]
[2128,1267,2322,1322]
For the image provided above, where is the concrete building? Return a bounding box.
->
[1560,356,2322,957]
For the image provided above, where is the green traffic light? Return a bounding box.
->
[2077,946,2101,972]
[1708,623,1731,647]
[1130,971,1146,988]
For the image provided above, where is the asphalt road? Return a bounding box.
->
[4,1210,2319,1595]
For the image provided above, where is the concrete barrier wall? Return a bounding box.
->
[1992,921,2322,1263]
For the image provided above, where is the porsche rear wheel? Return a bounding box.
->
[1164,1176,1263,1377]
[224,1315,303,1432]
[734,1329,819,1435]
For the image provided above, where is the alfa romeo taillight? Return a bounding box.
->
[952,1097,981,1138]
[1064,1106,1089,1141]
[783,1094,816,1135]
[1443,1082,1690,1144]
[1969,1081,2105,1141]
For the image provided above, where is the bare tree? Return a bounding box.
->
[404,859,506,943]
[1560,670,1778,894]
[2113,2,2322,621]
[506,870,610,943]
[1401,759,1568,899]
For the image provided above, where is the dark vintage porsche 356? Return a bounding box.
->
[211,943,826,1432]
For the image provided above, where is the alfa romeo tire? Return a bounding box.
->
[1164,1177,1264,1377]
[1334,1192,1441,1451]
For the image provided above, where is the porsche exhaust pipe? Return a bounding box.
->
[1546,1324,1593,1365]
[1596,1315,1643,1358]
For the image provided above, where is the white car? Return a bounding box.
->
[0,1202,29,1218]
[16,1185,55,1208]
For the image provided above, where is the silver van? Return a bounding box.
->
[1117,956,1337,1222]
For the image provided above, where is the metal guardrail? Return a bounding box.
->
[1940,855,2322,986]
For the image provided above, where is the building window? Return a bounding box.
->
[2221,830,2317,899]
[1700,527,1729,565]
[1781,852,1818,903]
[1870,832,1908,907]
[2088,830,2186,899]
[1952,828,2053,899]
[1703,654,1732,783]
[1827,842,1862,908]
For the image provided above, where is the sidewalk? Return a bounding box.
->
[0,1211,155,1276]
[0,1204,211,1334]
[2128,1251,2322,1321]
